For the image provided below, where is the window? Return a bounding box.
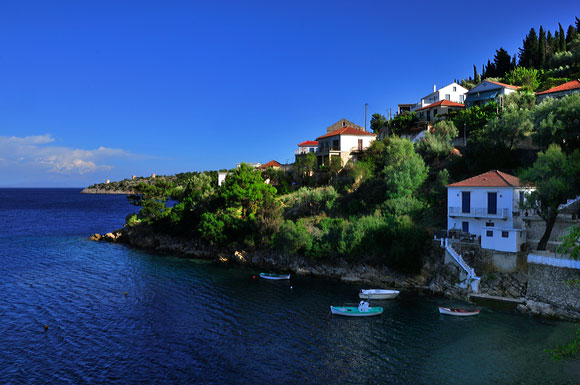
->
[486,222,494,227]
[453,86,457,91]
[486,230,493,237]
[519,191,525,208]
[445,94,451,100]
[460,95,465,103]
[502,231,509,238]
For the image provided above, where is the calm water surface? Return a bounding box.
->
[0,189,579,384]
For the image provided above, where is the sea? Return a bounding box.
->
[0,188,579,384]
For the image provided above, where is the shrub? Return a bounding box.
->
[271,220,312,254]
[280,186,338,219]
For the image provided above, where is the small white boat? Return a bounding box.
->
[359,289,399,300]
[438,306,480,316]
[259,273,290,280]
[330,301,383,317]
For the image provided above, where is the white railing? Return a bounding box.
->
[448,207,509,219]
[441,238,480,292]
[528,254,580,270]
[559,195,580,210]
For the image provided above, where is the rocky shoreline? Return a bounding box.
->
[90,224,580,321]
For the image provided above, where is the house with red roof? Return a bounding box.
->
[412,82,468,111]
[464,80,520,108]
[259,160,282,169]
[415,100,465,123]
[535,79,580,102]
[294,140,318,158]
[447,170,534,252]
[315,126,376,167]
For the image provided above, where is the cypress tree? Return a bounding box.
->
[576,16,580,32]
[473,64,480,83]
[567,25,577,45]
[519,28,538,68]
[538,26,546,69]
[559,23,566,52]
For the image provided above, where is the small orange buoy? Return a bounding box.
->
[252,275,256,279]
[44,325,48,332]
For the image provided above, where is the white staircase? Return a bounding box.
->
[440,238,480,293]
[559,195,580,211]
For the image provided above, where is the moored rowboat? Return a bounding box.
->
[259,273,290,280]
[438,306,480,316]
[359,289,399,300]
[330,304,383,317]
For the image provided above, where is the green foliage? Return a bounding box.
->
[127,180,175,225]
[221,163,277,219]
[533,93,580,154]
[293,152,317,186]
[251,196,283,246]
[477,91,535,152]
[271,220,312,254]
[383,136,429,199]
[262,167,292,195]
[370,113,387,134]
[388,112,419,136]
[502,67,540,91]
[416,120,458,162]
[198,211,227,245]
[558,225,580,260]
[520,145,580,250]
[452,102,498,137]
[280,186,338,219]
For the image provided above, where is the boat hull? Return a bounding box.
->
[330,306,383,317]
[438,307,480,316]
[359,289,399,300]
[259,273,290,280]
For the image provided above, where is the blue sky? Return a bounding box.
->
[0,0,578,187]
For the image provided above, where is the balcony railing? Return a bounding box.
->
[448,207,509,219]
[317,146,341,153]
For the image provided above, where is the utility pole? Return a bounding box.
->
[464,123,467,146]
[364,103,368,131]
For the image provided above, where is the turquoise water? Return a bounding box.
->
[0,189,578,384]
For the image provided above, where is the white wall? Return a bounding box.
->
[339,134,375,151]
[481,227,526,253]
[413,82,468,109]
[447,186,516,236]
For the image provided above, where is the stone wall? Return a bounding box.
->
[524,214,579,251]
[527,263,580,310]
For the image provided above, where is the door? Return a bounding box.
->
[487,192,497,215]
[462,221,469,233]
[358,139,363,151]
[461,191,471,214]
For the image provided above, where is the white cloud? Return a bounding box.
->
[0,134,138,175]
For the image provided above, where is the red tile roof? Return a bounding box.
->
[484,80,521,90]
[415,100,465,111]
[447,170,521,187]
[260,160,282,169]
[316,126,376,140]
[298,140,318,147]
[535,79,580,95]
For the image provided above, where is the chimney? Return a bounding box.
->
[433,84,436,92]
[151,173,156,179]
[105,179,110,184]
[132,175,136,180]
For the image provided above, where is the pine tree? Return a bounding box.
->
[538,26,546,69]
[494,48,512,77]
[559,23,566,52]
[519,28,539,68]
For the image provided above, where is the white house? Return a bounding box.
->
[535,79,580,102]
[464,80,520,108]
[447,170,533,253]
[315,126,376,167]
[415,100,465,123]
[294,140,318,159]
[412,82,468,111]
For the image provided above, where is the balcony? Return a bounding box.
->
[316,146,341,154]
[448,207,509,219]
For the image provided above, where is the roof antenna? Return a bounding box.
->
[364,103,368,132]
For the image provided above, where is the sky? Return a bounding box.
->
[0,0,578,187]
